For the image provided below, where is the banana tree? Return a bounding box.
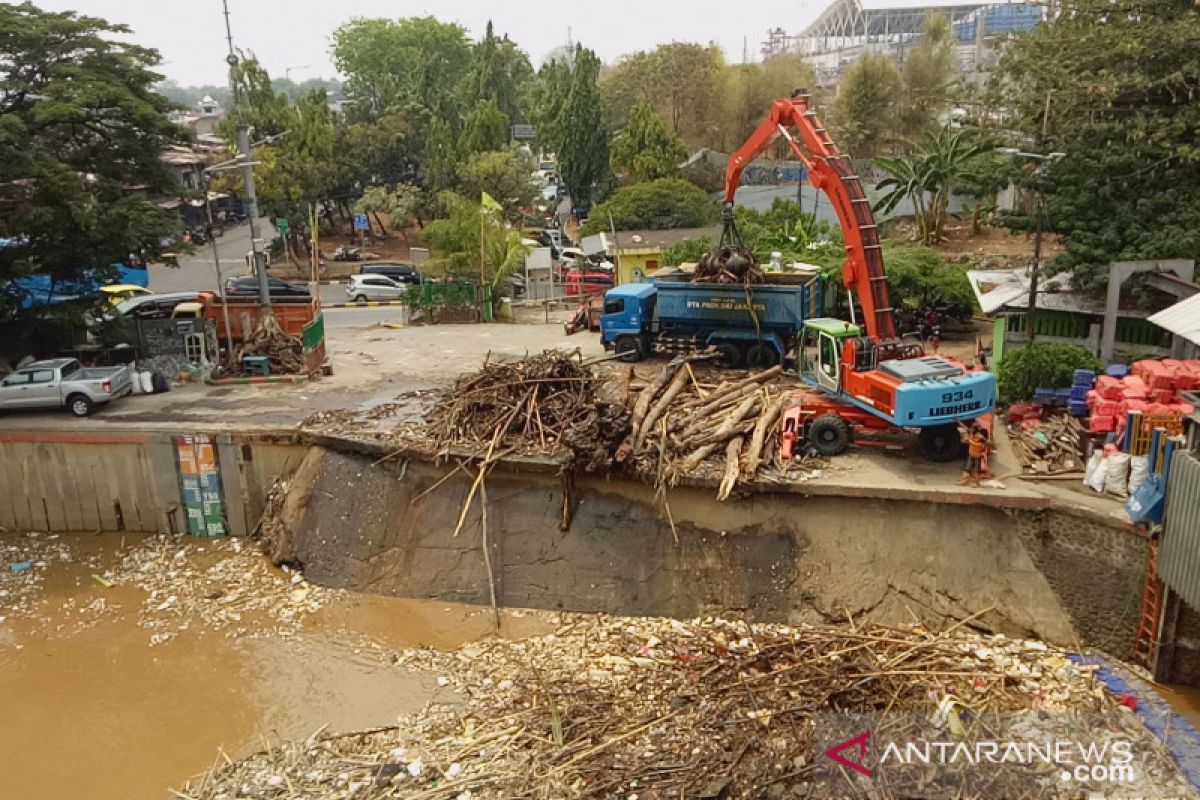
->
[874,128,984,245]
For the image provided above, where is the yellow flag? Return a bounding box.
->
[481,191,503,214]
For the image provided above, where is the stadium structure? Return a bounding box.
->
[762,0,1044,84]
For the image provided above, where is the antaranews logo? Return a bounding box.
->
[814,713,1152,799]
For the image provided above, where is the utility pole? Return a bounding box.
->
[221,0,272,310]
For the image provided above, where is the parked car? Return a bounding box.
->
[346,274,408,304]
[99,284,152,307]
[224,275,310,298]
[112,291,201,320]
[0,358,132,417]
[537,229,574,249]
[359,263,423,285]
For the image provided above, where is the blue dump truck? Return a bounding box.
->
[599,276,823,368]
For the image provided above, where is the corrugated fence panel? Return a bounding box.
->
[1160,452,1200,611]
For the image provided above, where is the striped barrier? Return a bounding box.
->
[204,373,310,386]
[324,300,410,309]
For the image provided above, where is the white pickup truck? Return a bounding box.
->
[0,358,133,417]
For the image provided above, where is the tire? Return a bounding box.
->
[808,413,851,456]
[614,336,644,363]
[918,423,963,463]
[354,294,368,306]
[713,342,744,369]
[745,343,778,369]
[67,394,94,418]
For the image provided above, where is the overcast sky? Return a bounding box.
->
[34,0,826,86]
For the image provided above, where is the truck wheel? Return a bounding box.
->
[918,423,963,463]
[714,342,743,368]
[746,343,778,369]
[614,336,644,363]
[808,413,851,456]
[67,394,94,417]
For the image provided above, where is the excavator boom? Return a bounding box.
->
[723,92,896,341]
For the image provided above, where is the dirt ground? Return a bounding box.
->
[934,222,1066,259]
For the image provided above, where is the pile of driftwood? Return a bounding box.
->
[1011,414,1086,475]
[618,354,792,501]
[428,350,629,471]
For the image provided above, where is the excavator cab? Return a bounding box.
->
[798,318,862,394]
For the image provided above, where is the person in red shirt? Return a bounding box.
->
[958,424,988,487]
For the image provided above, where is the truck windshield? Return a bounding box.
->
[604,299,624,315]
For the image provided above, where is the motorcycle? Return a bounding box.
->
[333,245,361,261]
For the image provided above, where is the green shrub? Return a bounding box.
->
[996,343,1102,403]
[579,178,717,236]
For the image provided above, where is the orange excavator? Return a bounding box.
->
[719,91,995,461]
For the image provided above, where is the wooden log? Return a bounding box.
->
[680,365,782,417]
[634,367,692,454]
[617,359,683,463]
[679,441,723,472]
[676,381,770,441]
[743,391,789,477]
[717,436,744,501]
[685,395,761,448]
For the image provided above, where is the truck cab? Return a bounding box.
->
[599,283,656,361]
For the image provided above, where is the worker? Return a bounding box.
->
[959,423,988,487]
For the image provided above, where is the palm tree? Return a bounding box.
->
[874,128,984,245]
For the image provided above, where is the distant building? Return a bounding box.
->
[762,0,1044,85]
[168,95,226,137]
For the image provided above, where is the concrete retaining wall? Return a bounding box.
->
[288,448,1148,655]
[0,432,304,535]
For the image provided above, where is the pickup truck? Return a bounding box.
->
[0,358,133,417]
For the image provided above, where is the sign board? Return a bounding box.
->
[581,233,609,256]
[510,124,536,141]
[409,247,431,265]
[275,218,289,233]
[525,247,554,272]
[175,434,226,537]
[353,213,369,231]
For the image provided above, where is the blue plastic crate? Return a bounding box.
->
[1073,369,1096,387]
[1034,388,1057,404]
[1068,399,1090,416]
[1105,364,1130,378]
[1070,385,1088,401]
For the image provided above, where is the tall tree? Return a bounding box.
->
[461,98,509,156]
[464,20,534,125]
[0,2,186,317]
[558,47,609,210]
[992,0,1200,286]
[900,13,956,137]
[832,52,902,157]
[611,102,688,182]
[530,58,572,154]
[875,127,984,244]
[719,54,818,151]
[600,43,724,148]
[331,17,471,123]
[423,117,461,194]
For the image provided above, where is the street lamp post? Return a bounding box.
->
[995,148,1066,343]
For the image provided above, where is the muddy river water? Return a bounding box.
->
[0,532,554,799]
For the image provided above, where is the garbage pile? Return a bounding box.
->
[211,314,306,378]
[427,350,630,472]
[182,615,1193,799]
[103,534,334,645]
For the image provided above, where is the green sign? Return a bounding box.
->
[275,217,289,233]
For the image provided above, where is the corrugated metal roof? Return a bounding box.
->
[1149,294,1200,347]
[1160,452,1200,612]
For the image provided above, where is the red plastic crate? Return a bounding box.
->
[1153,388,1177,404]
[1089,415,1116,433]
[1097,376,1123,400]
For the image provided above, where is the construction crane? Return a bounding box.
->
[718,91,995,461]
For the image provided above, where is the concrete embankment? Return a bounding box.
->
[0,427,1179,667]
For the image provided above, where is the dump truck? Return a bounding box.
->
[599,275,822,368]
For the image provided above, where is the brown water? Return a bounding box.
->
[0,533,555,800]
